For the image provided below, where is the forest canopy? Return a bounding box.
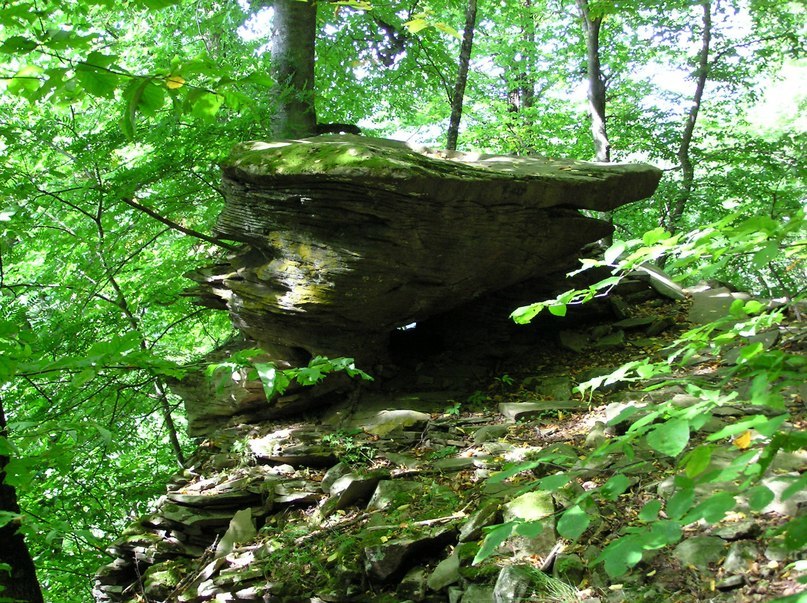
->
[0,0,804,600]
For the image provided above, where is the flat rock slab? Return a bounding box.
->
[499,400,585,422]
[687,287,751,324]
[167,491,262,508]
[189,136,662,361]
[362,409,432,437]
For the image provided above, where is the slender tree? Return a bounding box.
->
[0,398,44,603]
[576,0,610,162]
[664,0,712,233]
[446,0,479,150]
[507,0,537,114]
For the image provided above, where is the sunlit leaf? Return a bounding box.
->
[434,22,462,39]
[548,304,567,316]
[684,444,712,478]
[404,18,429,34]
[647,419,690,457]
[557,505,590,540]
[165,74,185,89]
[732,430,753,450]
[685,492,737,524]
[603,240,626,265]
[7,65,43,95]
[190,91,223,120]
[642,228,670,246]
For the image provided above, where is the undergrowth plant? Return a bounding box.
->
[476,213,807,595]
[206,350,373,401]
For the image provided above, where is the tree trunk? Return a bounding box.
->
[576,0,610,163]
[665,0,711,234]
[0,397,45,603]
[270,0,318,138]
[507,0,536,113]
[156,381,186,467]
[446,0,478,150]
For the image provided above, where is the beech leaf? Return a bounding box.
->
[647,419,690,457]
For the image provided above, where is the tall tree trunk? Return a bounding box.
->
[665,0,712,234]
[518,0,536,111]
[0,397,45,603]
[507,0,536,114]
[270,0,318,138]
[576,0,610,162]
[446,0,478,150]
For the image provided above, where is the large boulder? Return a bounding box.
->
[188,135,662,362]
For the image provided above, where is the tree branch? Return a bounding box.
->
[119,196,239,251]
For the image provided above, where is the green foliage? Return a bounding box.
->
[207,351,372,401]
[321,430,376,466]
[0,0,803,598]
[477,220,806,577]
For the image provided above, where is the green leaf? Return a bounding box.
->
[254,362,278,399]
[642,228,670,246]
[781,474,807,502]
[136,0,182,8]
[592,275,622,290]
[295,365,326,385]
[473,522,515,565]
[404,18,429,33]
[0,36,38,54]
[190,91,223,120]
[75,63,120,99]
[557,505,590,540]
[70,368,96,388]
[488,460,542,484]
[685,492,736,524]
[599,474,631,501]
[434,22,462,39]
[683,445,712,478]
[7,65,43,95]
[537,473,572,492]
[742,299,766,314]
[646,419,690,457]
[737,342,764,363]
[606,404,642,426]
[548,304,567,317]
[138,80,166,115]
[667,487,694,520]
[707,414,786,441]
[603,241,626,265]
[121,77,150,137]
[752,241,779,268]
[514,520,544,538]
[746,485,774,511]
[638,500,662,522]
[510,302,544,324]
[643,520,682,548]
[599,536,643,577]
[783,515,807,552]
